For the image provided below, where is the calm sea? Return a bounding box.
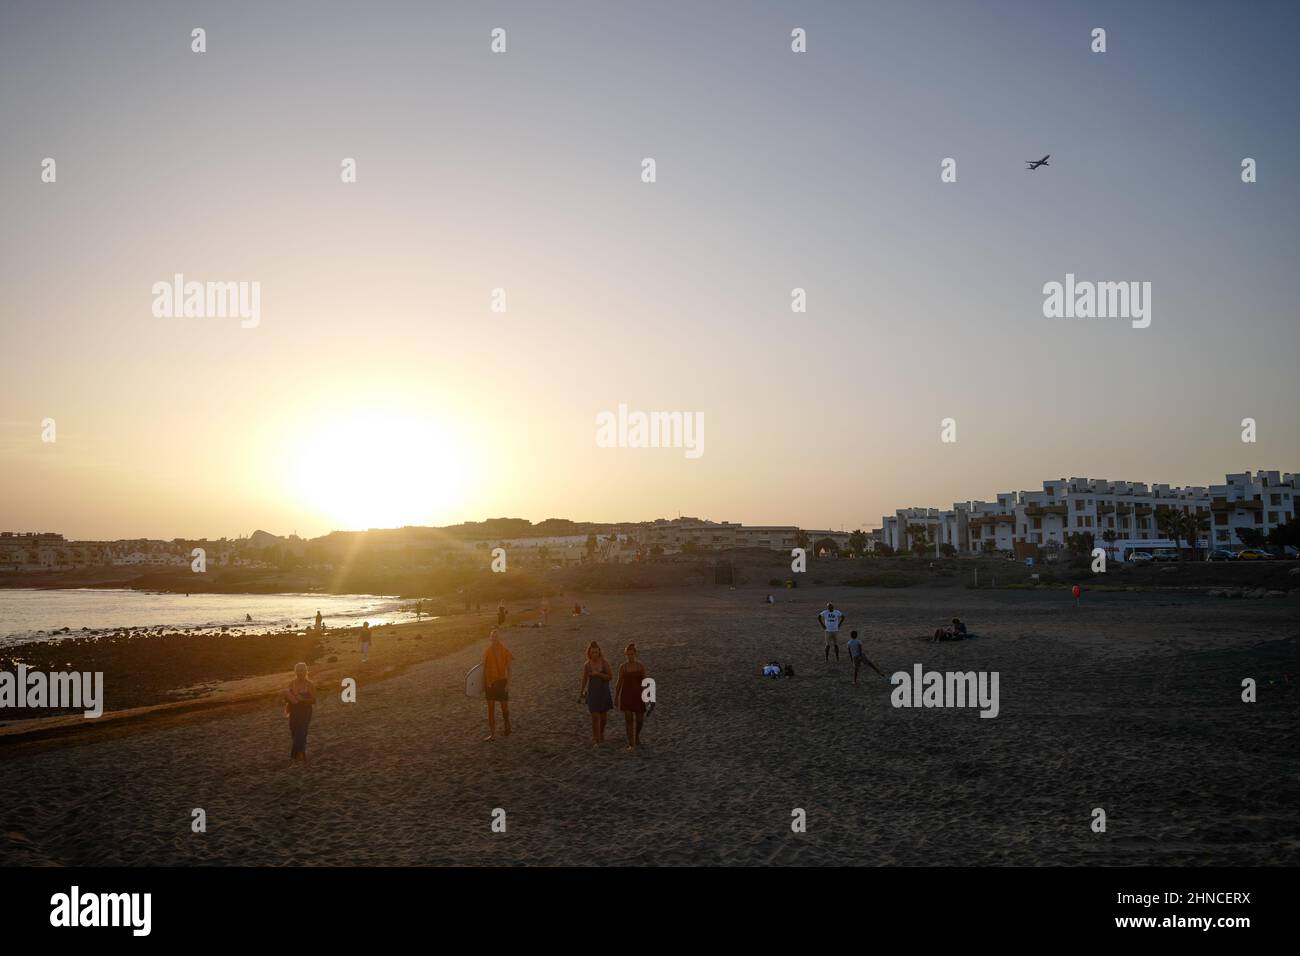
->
[0,589,422,646]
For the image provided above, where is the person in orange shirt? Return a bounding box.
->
[483,627,513,741]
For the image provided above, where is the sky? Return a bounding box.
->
[1,0,1297,540]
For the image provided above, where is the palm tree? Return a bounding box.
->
[1181,511,1209,560]
[1155,509,1183,554]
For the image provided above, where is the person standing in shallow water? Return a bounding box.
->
[578,641,613,746]
[614,643,648,752]
[283,662,316,763]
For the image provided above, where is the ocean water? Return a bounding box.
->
[0,589,423,646]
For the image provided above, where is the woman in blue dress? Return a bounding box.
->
[577,641,613,746]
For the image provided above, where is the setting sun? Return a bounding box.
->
[285,411,472,530]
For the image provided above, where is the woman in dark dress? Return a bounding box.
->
[283,662,317,763]
[614,643,648,752]
[577,641,613,746]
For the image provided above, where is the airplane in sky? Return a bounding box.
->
[1026,154,1050,170]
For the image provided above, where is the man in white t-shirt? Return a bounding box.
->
[817,602,844,661]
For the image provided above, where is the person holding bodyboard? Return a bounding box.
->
[480,627,513,741]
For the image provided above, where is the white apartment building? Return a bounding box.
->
[879,470,1296,558]
[965,495,1019,553]
[880,508,945,553]
[1208,470,1297,547]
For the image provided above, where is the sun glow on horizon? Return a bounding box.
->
[283,410,473,532]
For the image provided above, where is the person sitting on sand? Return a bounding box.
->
[931,618,969,642]
[483,627,513,741]
[846,630,886,686]
[283,662,317,764]
[614,643,648,752]
[578,641,614,746]
[359,621,372,662]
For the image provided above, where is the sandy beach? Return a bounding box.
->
[1,583,1295,867]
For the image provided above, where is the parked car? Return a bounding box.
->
[1236,548,1273,561]
[1151,548,1180,562]
[1207,549,1238,562]
[1285,545,1300,559]
[1128,551,1155,563]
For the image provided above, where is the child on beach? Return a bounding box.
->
[578,641,613,746]
[283,662,316,763]
[846,630,886,686]
[483,627,513,741]
[614,643,648,752]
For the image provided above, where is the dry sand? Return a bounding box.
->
[1,586,1296,866]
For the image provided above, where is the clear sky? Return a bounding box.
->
[1,0,1297,540]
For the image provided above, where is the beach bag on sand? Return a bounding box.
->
[763,664,782,678]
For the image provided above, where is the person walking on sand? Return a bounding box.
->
[483,627,513,741]
[540,597,551,627]
[314,610,323,633]
[578,641,614,746]
[846,630,886,686]
[497,600,507,628]
[818,602,844,662]
[283,662,317,763]
[614,642,648,752]
[359,621,371,663]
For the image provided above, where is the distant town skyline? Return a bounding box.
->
[5,464,1293,544]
